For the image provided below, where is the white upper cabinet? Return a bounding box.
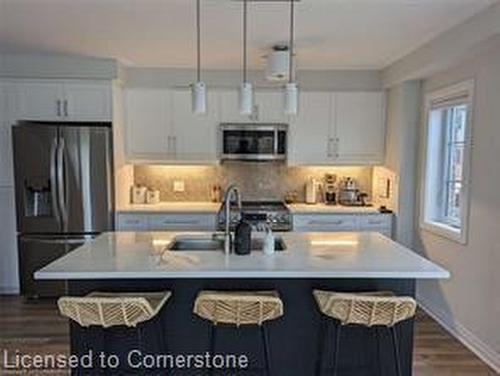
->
[218,89,285,123]
[64,82,112,121]
[289,91,333,165]
[124,87,219,164]
[124,87,170,161]
[171,89,219,162]
[289,91,385,165]
[17,80,112,122]
[124,87,385,165]
[17,82,63,121]
[254,90,286,123]
[218,89,252,123]
[334,92,385,163]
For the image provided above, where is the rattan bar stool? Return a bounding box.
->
[313,290,417,376]
[58,291,171,372]
[193,290,284,376]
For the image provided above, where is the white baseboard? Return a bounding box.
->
[418,294,500,374]
[0,286,20,295]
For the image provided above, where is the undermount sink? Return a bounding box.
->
[167,235,286,252]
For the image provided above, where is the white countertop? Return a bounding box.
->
[35,231,449,280]
[118,202,221,214]
[118,202,386,215]
[287,204,384,214]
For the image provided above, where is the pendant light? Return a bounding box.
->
[239,0,253,115]
[192,0,207,114]
[284,0,298,116]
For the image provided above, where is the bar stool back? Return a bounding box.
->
[194,290,284,375]
[58,291,171,372]
[313,291,417,376]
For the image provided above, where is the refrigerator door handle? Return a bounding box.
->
[50,137,61,225]
[57,137,68,228]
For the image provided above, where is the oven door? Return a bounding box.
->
[220,124,287,161]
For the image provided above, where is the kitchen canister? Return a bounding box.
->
[146,189,161,204]
[131,186,148,204]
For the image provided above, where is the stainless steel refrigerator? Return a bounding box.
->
[12,121,114,298]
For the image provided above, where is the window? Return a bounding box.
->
[421,80,473,244]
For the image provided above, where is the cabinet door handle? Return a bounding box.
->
[335,137,340,158]
[173,136,177,155]
[63,100,69,117]
[56,100,62,117]
[308,220,343,225]
[161,219,200,225]
[326,138,333,158]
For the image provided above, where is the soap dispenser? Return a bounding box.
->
[234,220,252,255]
[263,227,275,256]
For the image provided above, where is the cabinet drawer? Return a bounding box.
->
[358,215,392,229]
[148,214,216,231]
[294,214,357,232]
[116,214,148,231]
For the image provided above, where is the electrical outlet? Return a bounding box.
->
[173,180,185,192]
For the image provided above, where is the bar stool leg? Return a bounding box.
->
[315,316,327,376]
[261,324,271,376]
[374,327,383,376]
[137,326,147,376]
[332,322,343,376]
[390,326,402,376]
[156,317,167,354]
[209,325,217,376]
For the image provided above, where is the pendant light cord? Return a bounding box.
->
[196,0,201,82]
[243,0,248,83]
[289,0,294,83]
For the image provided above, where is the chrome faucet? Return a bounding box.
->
[223,184,242,255]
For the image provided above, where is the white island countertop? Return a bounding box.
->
[118,202,221,214]
[35,232,449,280]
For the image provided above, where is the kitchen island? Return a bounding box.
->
[36,231,449,375]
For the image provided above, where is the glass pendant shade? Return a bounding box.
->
[284,82,299,116]
[239,81,253,115]
[191,81,207,115]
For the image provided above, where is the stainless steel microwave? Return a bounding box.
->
[219,123,287,161]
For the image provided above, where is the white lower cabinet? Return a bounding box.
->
[116,214,149,231]
[0,187,19,293]
[293,214,357,232]
[293,213,393,238]
[116,212,217,231]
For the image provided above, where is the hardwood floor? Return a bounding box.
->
[0,296,497,375]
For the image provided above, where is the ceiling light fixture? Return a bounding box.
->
[284,0,298,116]
[191,0,207,114]
[239,0,253,115]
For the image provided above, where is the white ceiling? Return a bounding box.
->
[0,0,497,70]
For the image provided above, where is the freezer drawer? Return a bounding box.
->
[18,235,93,298]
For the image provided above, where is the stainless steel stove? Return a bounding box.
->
[217,201,292,232]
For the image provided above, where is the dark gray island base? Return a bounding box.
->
[68,278,415,376]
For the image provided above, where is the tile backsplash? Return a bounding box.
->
[134,163,373,203]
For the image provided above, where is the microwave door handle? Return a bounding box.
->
[50,138,61,225]
[57,137,68,229]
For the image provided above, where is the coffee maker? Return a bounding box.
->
[324,174,337,205]
[338,177,360,206]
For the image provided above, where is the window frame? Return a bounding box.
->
[420,80,474,244]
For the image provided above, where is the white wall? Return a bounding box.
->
[414,36,500,372]
[125,67,382,91]
[0,53,120,80]
[383,2,500,87]
[383,81,422,247]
